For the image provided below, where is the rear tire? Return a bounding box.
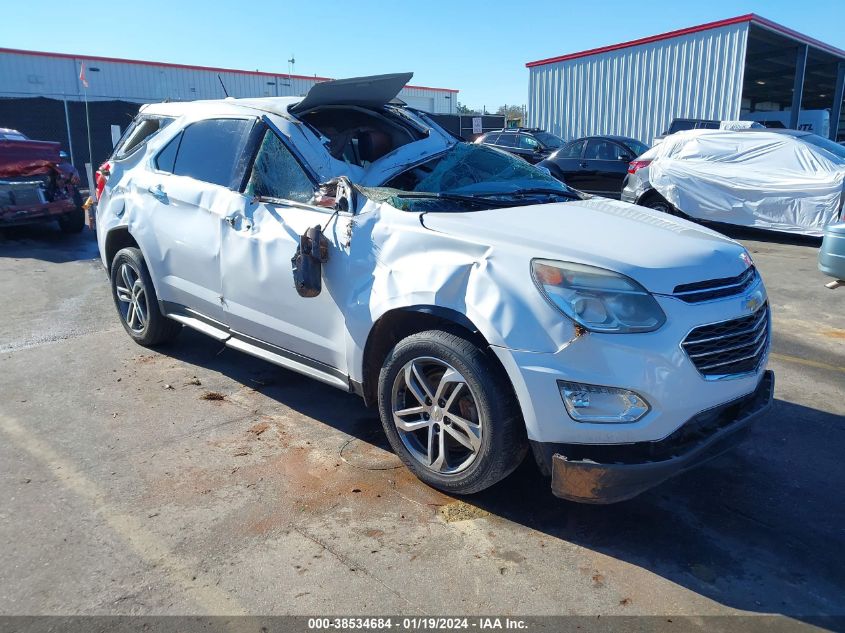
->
[378,329,527,495]
[109,247,181,346]
[641,192,680,216]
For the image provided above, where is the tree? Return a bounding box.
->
[457,102,479,115]
[496,104,527,125]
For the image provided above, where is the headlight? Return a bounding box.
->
[531,260,666,333]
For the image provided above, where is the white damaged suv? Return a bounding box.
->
[95,74,773,503]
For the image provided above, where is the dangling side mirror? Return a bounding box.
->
[291,225,329,298]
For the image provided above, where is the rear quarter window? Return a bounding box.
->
[114,116,174,160]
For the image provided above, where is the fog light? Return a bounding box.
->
[557,381,649,423]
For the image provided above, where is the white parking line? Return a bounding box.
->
[769,352,845,374]
[0,414,246,616]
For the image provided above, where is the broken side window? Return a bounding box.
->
[245,131,314,203]
[114,116,175,160]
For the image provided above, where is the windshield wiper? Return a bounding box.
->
[471,187,581,200]
[394,192,512,207]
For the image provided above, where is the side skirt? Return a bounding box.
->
[161,301,352,393]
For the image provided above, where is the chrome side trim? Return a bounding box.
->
[162,301,351,392]
[167,312,230,341]
[226,337,349,391]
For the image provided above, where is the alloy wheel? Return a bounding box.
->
[391,357,483,474]
[115,263,149,333]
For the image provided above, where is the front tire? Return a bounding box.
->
[109,247,181,346]
[377,329,527,495]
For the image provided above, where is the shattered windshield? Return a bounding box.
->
[373,143,578,211]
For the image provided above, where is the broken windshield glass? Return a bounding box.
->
[371,143,577,211]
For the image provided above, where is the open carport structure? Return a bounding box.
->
[527,14,845,144]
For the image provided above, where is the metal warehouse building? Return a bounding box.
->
[0,48,458,180]
[526,14,845,144]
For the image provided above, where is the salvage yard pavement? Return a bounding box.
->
[0,224,843,626]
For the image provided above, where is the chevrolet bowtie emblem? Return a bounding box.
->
[743,292,762,312]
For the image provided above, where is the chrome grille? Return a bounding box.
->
[0,179,47,207]
[673,267,758,303]
[682,304,770,378]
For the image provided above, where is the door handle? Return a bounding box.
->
[579,161,588,168]
[147,185,167,201]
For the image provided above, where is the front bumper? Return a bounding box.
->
[818,222,845,281]
[0,198,76,226]
[543,370,774,504]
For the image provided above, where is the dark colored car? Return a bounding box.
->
[474,128,566,164]
[538,135,649,198]
[666,118,720,134]
[0,128,85,232]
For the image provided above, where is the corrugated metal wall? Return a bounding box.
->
[0,51,457,113]
[528,23,749,144]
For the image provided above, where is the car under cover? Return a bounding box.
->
[644,129,845,236]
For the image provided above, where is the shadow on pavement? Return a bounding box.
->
[707,223,824,248]
[0,225,99,263]
[160,328,844,621]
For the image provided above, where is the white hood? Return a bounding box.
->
[419,197,748,295]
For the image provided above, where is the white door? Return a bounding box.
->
[130,171,228,323]
[220,127,352,372]
[134,116,256,323]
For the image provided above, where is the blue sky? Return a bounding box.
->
[4,0,845,110]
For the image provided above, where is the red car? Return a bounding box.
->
[0,128,85,232]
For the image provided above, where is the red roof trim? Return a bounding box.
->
[750,15,845,59]
[0,47,459,93]
[401,84,459,94]
[525,14,845,68]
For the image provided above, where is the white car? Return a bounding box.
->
[621,128,845,236]
[95,74,773,503]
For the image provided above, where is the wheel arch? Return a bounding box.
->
[637,188,682,215]
[103,226,167,301]
[359,305,508,408]
[636,187,661,205]
[104,226,140,271]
